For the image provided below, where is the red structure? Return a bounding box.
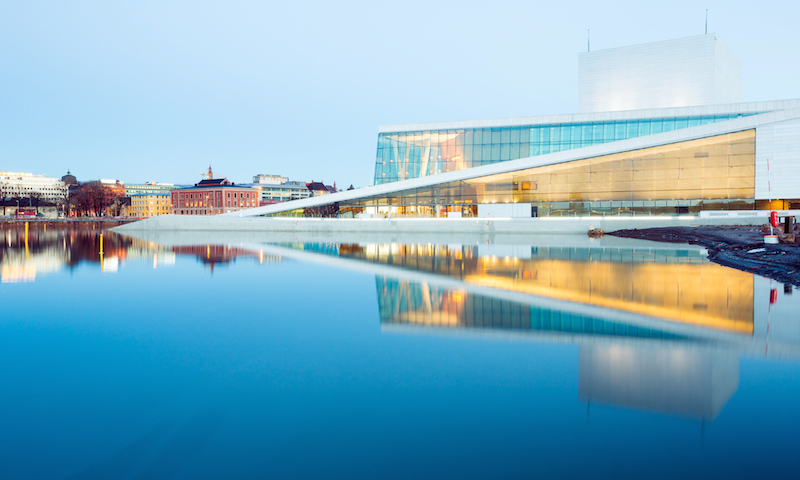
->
[170,178,259,215]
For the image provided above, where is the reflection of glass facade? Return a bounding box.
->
[274,130,756,218]
[375,114,756,184]
[279,241,754,333]
[377,277,686,340]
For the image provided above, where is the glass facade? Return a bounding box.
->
[272,130,756,218]
[374,114,756,185]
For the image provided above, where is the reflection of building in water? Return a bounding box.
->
[1,232,67,283]
[342,242,754,334]
[126,237,177,268]
[378,278,685,340]
[578,344,738,420]
[0,227,281,281]
[378,276,739,419]
[0,228,135,282]
[171,245,278,271]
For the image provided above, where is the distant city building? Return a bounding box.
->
[253,174,288,185]
[116,196,133,218]
[306,181,337,197]
[129,193,171,218]
[125,182,179,196]
[61,171,80,209]
[96,180,126,202]
[61,171,78,187]
[245,174,312,204]
[0,171,67,203]
[170,178,259,215]
[257,181,312,204]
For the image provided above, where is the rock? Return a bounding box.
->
[780,233,796,244]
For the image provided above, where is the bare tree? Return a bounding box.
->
[9,190,22,216]
[29,191,42,215]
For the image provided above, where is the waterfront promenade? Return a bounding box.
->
[113,212,769,235]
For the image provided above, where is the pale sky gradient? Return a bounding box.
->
[1,0,798,187]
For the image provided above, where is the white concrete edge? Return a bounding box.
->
[232,107,800,218]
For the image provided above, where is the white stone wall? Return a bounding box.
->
[755,117,800,200]
[713,37,743,105]
[579,34,742,113]
[477,203,533,218]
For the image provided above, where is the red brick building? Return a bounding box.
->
[170,178,259,215]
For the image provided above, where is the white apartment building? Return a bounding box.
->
[250,174,312,204]
[0,171,68,203]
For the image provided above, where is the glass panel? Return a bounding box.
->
[472,144,482,163]
[519,142,530,158]
[491,144,501,160]
[482,145,492,162]
[518,128,530,144]
[614,123,625,141]
[581,124,592,144]
[603,123,614,143]
[499,143,510,160]
[627,122,638,138]
[550,126,560,144]
[651,119,663,134]
[539,126,550,144]
[592,124,603,144]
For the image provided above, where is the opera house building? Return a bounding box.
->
[238,34,800,220]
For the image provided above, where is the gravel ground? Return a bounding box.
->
[608,225,800,287]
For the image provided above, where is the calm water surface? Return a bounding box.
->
[2,224,800,479]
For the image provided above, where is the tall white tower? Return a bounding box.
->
[579,34,742,113]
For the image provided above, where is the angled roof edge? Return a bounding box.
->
[378,99,800,133]
[232,107,800,218]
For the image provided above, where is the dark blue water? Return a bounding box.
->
[1,226,799,479]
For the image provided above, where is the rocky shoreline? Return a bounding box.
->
[609,225,800,286]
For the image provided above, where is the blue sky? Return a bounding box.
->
[1,0,798,187]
